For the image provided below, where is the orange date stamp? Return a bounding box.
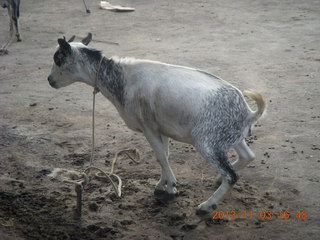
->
[212,210,308,220]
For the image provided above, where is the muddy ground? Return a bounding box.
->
[0,0,319,239]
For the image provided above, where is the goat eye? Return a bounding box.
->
[54,57,61,66]
[53,54,61,66]
[53,51,63,67]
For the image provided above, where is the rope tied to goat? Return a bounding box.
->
[49,55,141,217]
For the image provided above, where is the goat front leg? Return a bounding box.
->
[154,135,171,195]
[143,129,177,199]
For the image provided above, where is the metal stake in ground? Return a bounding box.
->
[75,184,83,218]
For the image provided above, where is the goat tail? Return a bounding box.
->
[243,89,266,122]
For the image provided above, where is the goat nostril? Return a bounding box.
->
[47,76,57,88]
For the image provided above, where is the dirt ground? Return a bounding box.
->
[0,0,319,239]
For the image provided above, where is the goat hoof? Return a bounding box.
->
[163,192,176,201]
[196,208,210,216]
[215,177,222,187]
[0,49,9,55]
[196,204,217,216]
[154,189,177,202]
[154,189,166,197]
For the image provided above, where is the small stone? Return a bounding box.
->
[87,224,100,232]
[120,219,133,225]
[89,202,99,212]
[95,227,112,237]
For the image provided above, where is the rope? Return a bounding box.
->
[89,56,105,166]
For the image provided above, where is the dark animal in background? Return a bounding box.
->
[1,0,21,41]
[0,0,21,54]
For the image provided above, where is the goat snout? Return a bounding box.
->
[47,75,57,88]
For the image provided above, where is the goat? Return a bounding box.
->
[47,33,266,215]
[0,0,21,54]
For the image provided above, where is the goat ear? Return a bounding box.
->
[68,35,76,42]
[81,32,92,46]
[58,38,71,55]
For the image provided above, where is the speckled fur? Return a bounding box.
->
[192,87,251,184]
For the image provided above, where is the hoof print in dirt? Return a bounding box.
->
[167,213,187,226]
[68,153,89,166]
[88,202,99,212]
[181,223,197,231]
[36,169,52,179]
[95,227,113,238]
[154,189,177,202]
[87,224,100,232]
[154,189,166,197]
[109,192,120,201]
[196,208,210,216]
[148,207,161,215]
[164,192,177,201]
[153,197,169,206]
[170,234,185,240]
[206,218,228,226]
[120,219,134,226]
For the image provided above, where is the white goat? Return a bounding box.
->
[47,33,266,215]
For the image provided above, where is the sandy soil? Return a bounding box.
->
[0,0,319,239]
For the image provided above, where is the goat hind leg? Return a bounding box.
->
[196,151,238,215]
[233,140,255,171]
[215,139,255,184]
